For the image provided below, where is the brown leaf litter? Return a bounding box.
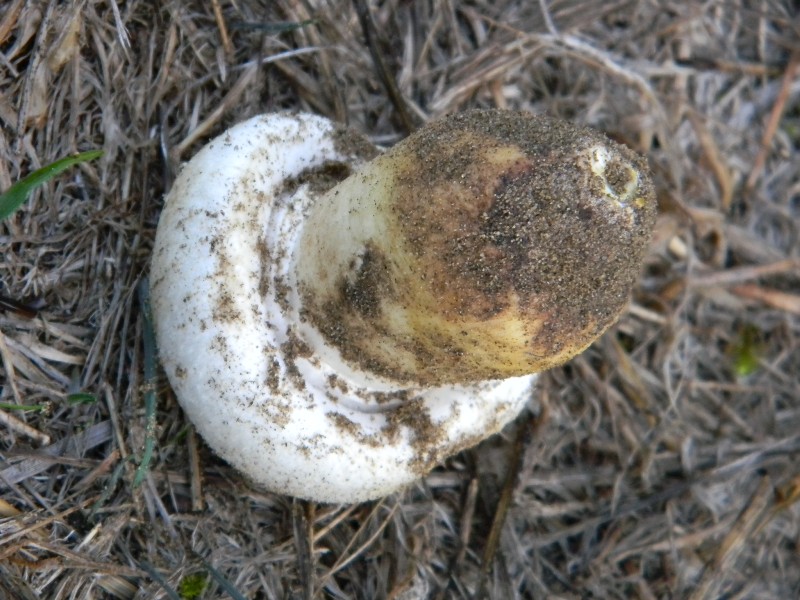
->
[1,0,799,598]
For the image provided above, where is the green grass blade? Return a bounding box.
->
[134,278,158,488]
[0,402,49,412]
[66,392,98,405]
[0,150,103,221]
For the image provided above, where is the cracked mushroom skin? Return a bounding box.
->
[150,110,657,503]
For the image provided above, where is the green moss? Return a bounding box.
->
[728,323,763,378]
[178,572,208,599]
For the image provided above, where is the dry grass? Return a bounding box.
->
[1,0,799,598]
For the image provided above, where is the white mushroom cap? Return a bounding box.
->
[150,111,656,503]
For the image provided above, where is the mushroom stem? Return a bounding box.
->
[293,110,655,387]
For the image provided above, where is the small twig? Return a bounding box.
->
[103,382,129,458]
[210,0,233,56]
[435,477,479,600]
[293,499,316,600]
[311,504,359,542]
[0,330,22,405]
[75,449,120,490]
[456,478,479,565]
[688,110,734,210]
[0,409,50,445]
[731,284,800,315]
[689,258,799,287]
[106,0,131,56]
[537,0,558,35]
[187,427,204,512]
[0,0,25,47]
[628,302,668,325]
[609,516,736,562]
[745,50,800,192]
[22,539,144,578]
[478,414,535,594]
[352,0,416,135]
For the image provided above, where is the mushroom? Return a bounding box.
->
[150,110,656,503]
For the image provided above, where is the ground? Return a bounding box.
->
[1,1,799,598]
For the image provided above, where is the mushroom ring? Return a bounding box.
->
[150,110,656,503]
